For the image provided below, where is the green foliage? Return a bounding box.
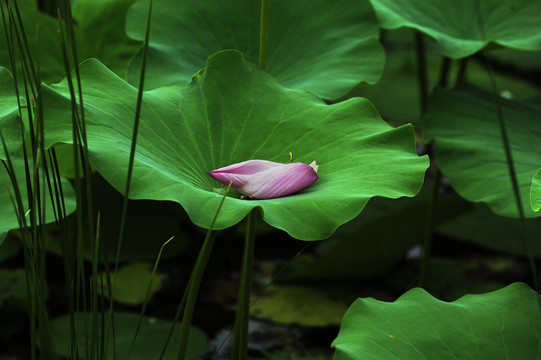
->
[125,0,384,99]
[0,157,77,244]
[1,0,539,358]
[0,0,64,83]
[332,283,541,359]
[41,51,428,240]
[0,0,138,84]
[369,0,541,58]
[0,67,21,159]
[351,29,541,127]
[72,0,141,79]
[424,85,541,218]
[49,312,209,360]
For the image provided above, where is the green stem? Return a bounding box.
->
[176,186,230,359]
[419,56,451,287]
[414,32,427,116]
[231,210,256,359]
[105,0,153,356]
[129,237,174,359]
[437,57,451,89]
[455,58,469,86]
[258,0,269,70]
[419,167,441,287]
[177,231,216,359]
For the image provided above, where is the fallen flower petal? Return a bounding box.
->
[208,160,319,199]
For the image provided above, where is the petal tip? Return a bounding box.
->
[309,160,319,173]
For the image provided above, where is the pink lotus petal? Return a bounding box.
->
[208,159,319,199]
[209,160,283,175]
[207,171,249,189]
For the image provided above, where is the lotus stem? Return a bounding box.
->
[414,32,427,116]
[259,0,269,70]
[231,209,257,359]
[419,167,441,287]
[177,230,217,359]
[177,183,230,359]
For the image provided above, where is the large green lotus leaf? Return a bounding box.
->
[41,51,428,240]
[332,282,541,359]
[125,0,384,100]
[0,67,22,159]
[0,157,77,244]
[50,312,208,360]
[369,0,541,59]
[424,85,541,218]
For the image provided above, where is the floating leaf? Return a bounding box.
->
[0,157,77,244]
[0,67,22,159]
[125,0,384,99]
[98,262,165,305]
[50,312,208,360]
[250,285,348,327]
[332,283,541,359]
[424,85,541,218]
[42,51,427,240]
[369,0,541,58]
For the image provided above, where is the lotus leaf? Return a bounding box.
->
[369,0,541,58]
[424,85,541,218]
[0,67,21,159]
[125,0,384,99]
[41,50,427,240]
[50,312,208,360]
[333,282,541,359]
[0,157,77,244]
